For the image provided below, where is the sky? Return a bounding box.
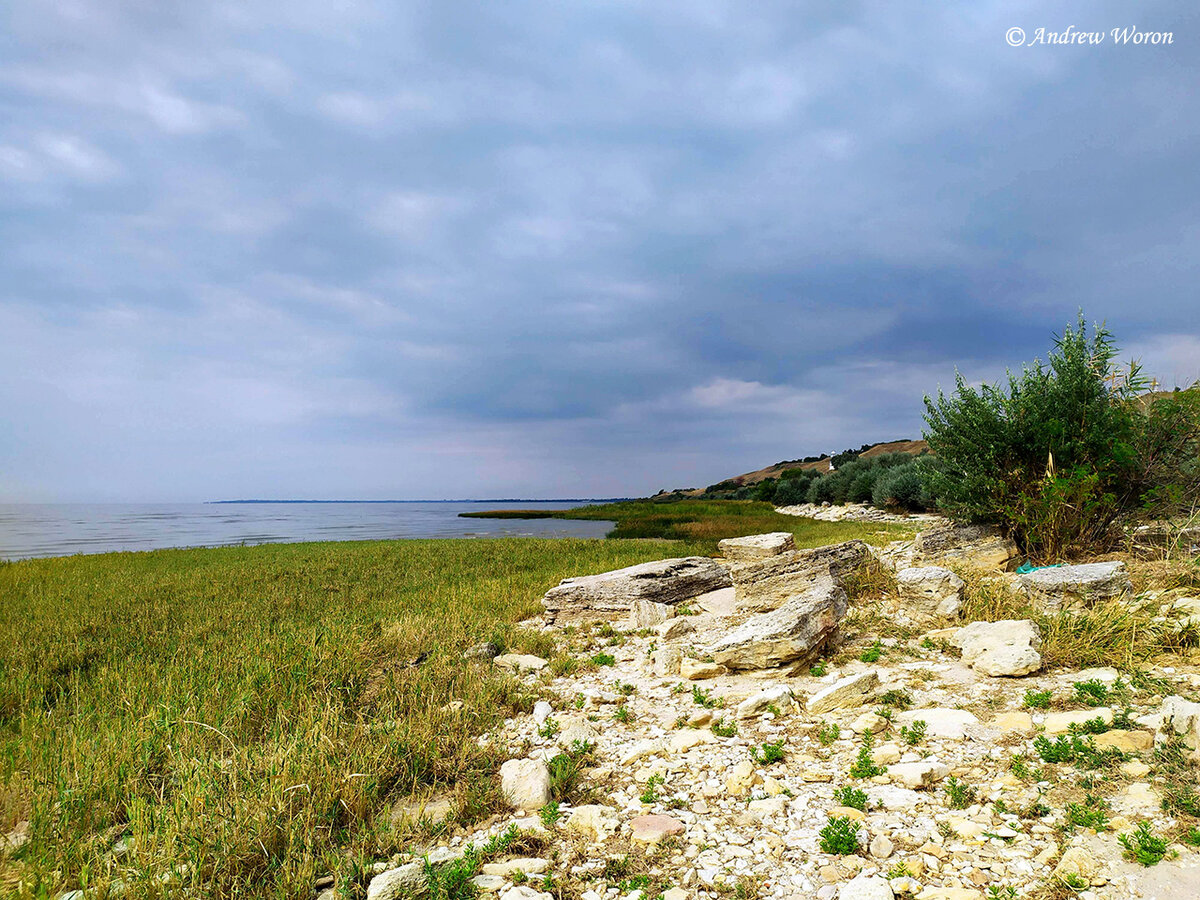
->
[2,1,1198,502]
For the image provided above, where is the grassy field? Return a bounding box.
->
[0,538,709,899]
[461,499,914,550]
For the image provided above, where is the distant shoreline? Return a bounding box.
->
[209,498,632,504]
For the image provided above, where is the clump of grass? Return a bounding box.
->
[1065,793,1110,830]
[639,774,664,804]
[819,817,861,854]
[1023,689,1053,709]
[547,740,595,802]
[711,721,737,738]
[859,640,883,663]
[878,689,912,710]
[590,651,616,667]
[1074,679,1111,707]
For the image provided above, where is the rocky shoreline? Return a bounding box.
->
[355,524,1200,900]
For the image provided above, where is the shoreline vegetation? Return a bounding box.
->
[460,499,913,551]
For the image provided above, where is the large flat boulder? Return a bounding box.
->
[541,557,731,624]
[913,524,1018,570]
[718,532,796,561]
[1018,561,1132,610]
[707,577,848,671]
[728,540,870,612]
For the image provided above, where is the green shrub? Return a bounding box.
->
[923,315,1200,559]
[819,816,861,854]
[900,720,926,745]
[944,775,978,809]
[850,734,885,778]
[872,461,927,511]
[817,723,841,746]
[751,741,785,765]
[1074,679,1110,707]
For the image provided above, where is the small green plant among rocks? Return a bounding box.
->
[986,887,1018,900]
[900,719,927,745]
[879,689,912,710]
[537,717,560,738]
[944,775,978,810]
[751,741,785,765]
[539,801,562,827]
[817,722,841,746]
[859,640,883,663]
[1183,826,1200,846]
[692,685,724,708]
[711,720,737,737]
[613,705,632,724]
[640,774,664,804]
[1067,716,1110,736]
[1074,679,1110,707]
[850,734,885,778]
[833,786,868,811]
[888,862,912,879]
[1023,689,1053,709]
[591,651,616,667]
[1119,821,1170,866]
[1065,793,1110,830]
[819,816,861,855]
[809,662,827,677]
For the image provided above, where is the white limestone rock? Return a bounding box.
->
[951,620,1042,676]
[718,531,796,561]
[708,577,848,671]
[1018,561,1133,610]
[896,566,964,620]
[499,758,552,810]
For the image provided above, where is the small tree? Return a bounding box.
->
[922,315,1157,558]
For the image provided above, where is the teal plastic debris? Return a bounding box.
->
[1015,561,1063,574]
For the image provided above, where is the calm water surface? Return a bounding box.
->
[0,502,615,561]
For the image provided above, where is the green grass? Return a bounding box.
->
[0,537,697,898]
[460,499,912,552]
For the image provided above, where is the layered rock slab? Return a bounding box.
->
[1018,561,1133,610]
[707,577,848,671]
[541,557,731,624]
[951,619,1042,677]
[727,540,870,613]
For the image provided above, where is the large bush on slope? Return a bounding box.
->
[922,316,1200,559]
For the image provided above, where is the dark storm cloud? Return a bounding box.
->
[1,0,1197,500]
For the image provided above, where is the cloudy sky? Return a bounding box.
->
[2,1,1198,501]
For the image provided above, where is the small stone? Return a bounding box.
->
[894,708,979,741]
[839,874,895,900]
[951,620,1042,677]
[663,889,689,900]
[472,875,508,893]
[681,658,726,680]
[1091,729,1153,752]
[494,654,548,672]
[367,862,426,900]
[499,887,554,900]
[481,858,550,877]
[499,759,552,810]
[1121,759,1151,777]
[888,760,949,789]
[657,618,696,640]
[1044,708,1113,735]
[808,671,879,714]
[532,701,554,725]
[869,835,895,860]
[851,712,889,735]
[464,641,501,660]
[872,743,902,766]
[1053,847,1105,886]
[736,685,794,720]
[653,646,682,676]
[567,805,619,841]
[991,712,1034,734]
[629,814,685,844]
[719,532,797,560]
